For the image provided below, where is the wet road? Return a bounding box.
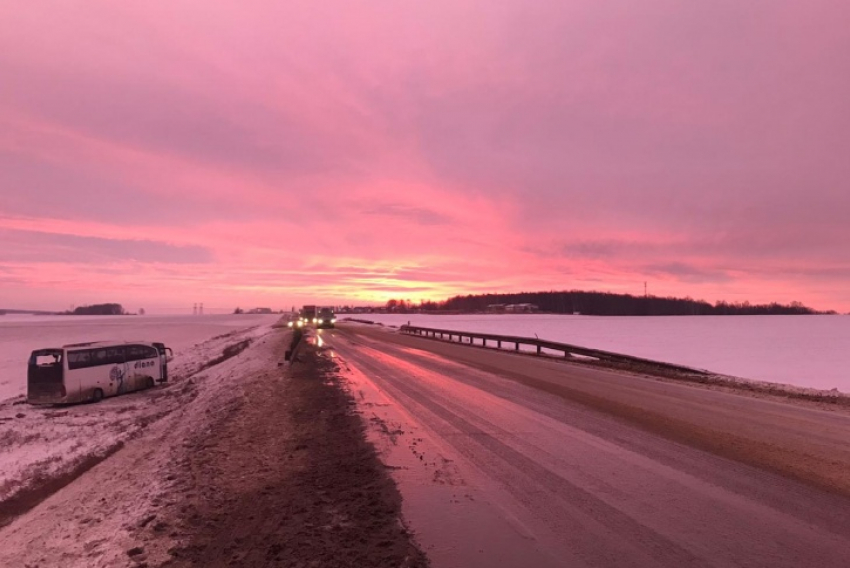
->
[326,325,850,568]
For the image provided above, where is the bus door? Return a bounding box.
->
[152,343,172,382]
[66,349,94,401]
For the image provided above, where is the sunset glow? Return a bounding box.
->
[2,1,849,313]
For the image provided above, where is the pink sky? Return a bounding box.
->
[2,1,849,313]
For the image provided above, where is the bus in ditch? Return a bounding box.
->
[27,341,173,404]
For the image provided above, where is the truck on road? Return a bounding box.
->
[300,305,318,324]
[316,307,336,329]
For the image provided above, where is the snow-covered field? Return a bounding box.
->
[0,318,286,567]
[0,315,278,510]
[352,314,850,393]
[0,314,278,402]
[0,316,279,516]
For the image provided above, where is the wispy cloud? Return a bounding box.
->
[0,228,213,264]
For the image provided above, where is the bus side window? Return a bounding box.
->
[127,345,141,361]
[92,349,108,366]
[68,350,92,370]
[106,347,126,364]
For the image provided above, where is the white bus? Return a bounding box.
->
[27,341,173,404]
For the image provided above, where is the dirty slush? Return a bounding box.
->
[161,335,429,567]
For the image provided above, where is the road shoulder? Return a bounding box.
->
[163,335,429,567]
[339,323,850,498]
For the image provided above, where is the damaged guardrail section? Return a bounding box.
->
[399,324,709,376]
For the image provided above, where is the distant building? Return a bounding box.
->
[487,304,507,312]
[248,307,274,314]
[505,303,538,313]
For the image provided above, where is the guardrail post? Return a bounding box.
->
[515,342,519,350]
[536,345,542,355]
[497,340,501,348]
[483,338,487,347]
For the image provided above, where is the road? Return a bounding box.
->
[325,324,850,568]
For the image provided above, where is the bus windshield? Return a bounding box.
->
[29,349,63,367]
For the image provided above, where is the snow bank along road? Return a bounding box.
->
[0,324,274,566]
[0,323,426,567]
[329,323,850,568]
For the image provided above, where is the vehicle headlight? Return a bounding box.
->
[288,321,293,327]
[331,318,336,323]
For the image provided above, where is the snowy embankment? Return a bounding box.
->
[693,372,850,406]
[352,313,850,394]
[0,323,271,519]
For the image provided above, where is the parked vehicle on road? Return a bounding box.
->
[28,341,173,404]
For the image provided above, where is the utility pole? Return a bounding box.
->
[644,282,647,297]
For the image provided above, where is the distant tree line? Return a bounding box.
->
[0,308,59,315]
[66,303,127,316]
[386,291,833,316]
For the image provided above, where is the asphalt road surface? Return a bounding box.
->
[324,324,850,568]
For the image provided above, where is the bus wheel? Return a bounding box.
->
[146,377,155,389]
[92,388,104,403]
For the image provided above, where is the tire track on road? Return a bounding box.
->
[335,333,850,568]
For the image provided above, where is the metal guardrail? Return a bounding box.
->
[399,324,709,375]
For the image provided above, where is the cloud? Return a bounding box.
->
[360,204,452,226]
[0,228,213,265]
[641,262,733,284]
